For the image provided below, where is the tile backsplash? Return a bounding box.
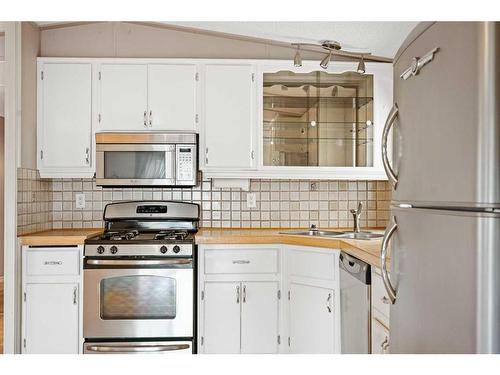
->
[17,168,391,234]
[17,169,53,235]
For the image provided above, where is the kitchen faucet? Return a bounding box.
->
[350,202,363,233]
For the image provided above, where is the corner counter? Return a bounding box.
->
[196,228,386,268]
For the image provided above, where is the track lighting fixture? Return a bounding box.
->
[357,55,366,73]
[320,51,332,69]
[291,40,389,70]
[294,46,302,67]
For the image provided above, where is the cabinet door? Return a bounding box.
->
[241,282,279,354]
[148,64,197,131]
[99,64,148,131]
[24,283,79,354]
[39,63,92,171]
[289,282,335,353]
[203,282,241,353]
[203,64,255,169]
[371,318,390,354]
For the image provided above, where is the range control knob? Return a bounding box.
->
[172,245,181,254]
[110,246,118,254]
[97,246,105,254]
[160,246,168,254]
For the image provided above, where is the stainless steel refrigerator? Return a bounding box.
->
[380,22,500,353]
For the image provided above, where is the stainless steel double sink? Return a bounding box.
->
[280,228,384,240]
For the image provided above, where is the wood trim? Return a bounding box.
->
[1,21,21,354]
[37,21,105,31]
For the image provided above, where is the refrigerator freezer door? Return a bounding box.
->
[388,206,499,353]
[391,22,499,207]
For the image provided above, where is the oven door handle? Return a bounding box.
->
[85,343,191,353]
[85,258,192,267]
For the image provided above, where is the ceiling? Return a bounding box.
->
[166,22,418,58]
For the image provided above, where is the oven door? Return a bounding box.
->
[95,144,176,186]
[84,258,193,339]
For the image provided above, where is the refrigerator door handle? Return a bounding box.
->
[382,104,399,188]
[380,217,398,304]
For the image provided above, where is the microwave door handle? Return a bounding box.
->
[85,259,192,267]
[166,148,175,182]
[85,344,191,353]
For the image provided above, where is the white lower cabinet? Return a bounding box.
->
[240,281,279,354]
[199,245,281,354]
[198,244,340,354]
[21,246,83,354]
[288,283,335,354]
[203,282,241,353]
[23,283,80,354]
[371,267,390,354]
[285,246,340,354]
[371,311,390,354]
[202,280,279,354]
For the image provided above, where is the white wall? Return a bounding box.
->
[0,34,4,276]
[20,23,40,170]
[0,34,5,117]
[40,22,348,60]
[0,116,4,277]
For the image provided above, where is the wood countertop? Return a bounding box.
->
[196,228,386,269]
[19,228,104,246]
[18,227,387,269]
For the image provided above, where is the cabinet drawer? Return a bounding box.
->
[371,268,390,320]
[204,248,279,274]
[26,248,80,276]
[288,249,336,281]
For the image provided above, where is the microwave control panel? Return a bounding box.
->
[176,145,196,185]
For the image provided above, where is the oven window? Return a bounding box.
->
[100,275,177,320]
[104,151,166,179]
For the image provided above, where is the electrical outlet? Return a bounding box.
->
[246,193,257,209]
[75,193,86,209]
[310,182,318,191]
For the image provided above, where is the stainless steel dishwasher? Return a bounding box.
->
[339,251,371,353]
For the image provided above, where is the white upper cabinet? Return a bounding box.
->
[148,64,198,131]
[98,63,198,132]
[202,63,256,170]
[98,64,149,131]
[37,62,93,178]
[37,58,391,180]
[255,61,393,180]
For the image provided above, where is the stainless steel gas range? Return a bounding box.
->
[83,201,199,354]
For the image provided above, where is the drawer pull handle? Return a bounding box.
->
[73,287,78,305]
[236,285,240,304]
[232,260,250,264]
[326,293,332,313]
[44,261,62,266]
[381,336,389,351]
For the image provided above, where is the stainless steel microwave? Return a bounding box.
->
[95,133,198,187]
